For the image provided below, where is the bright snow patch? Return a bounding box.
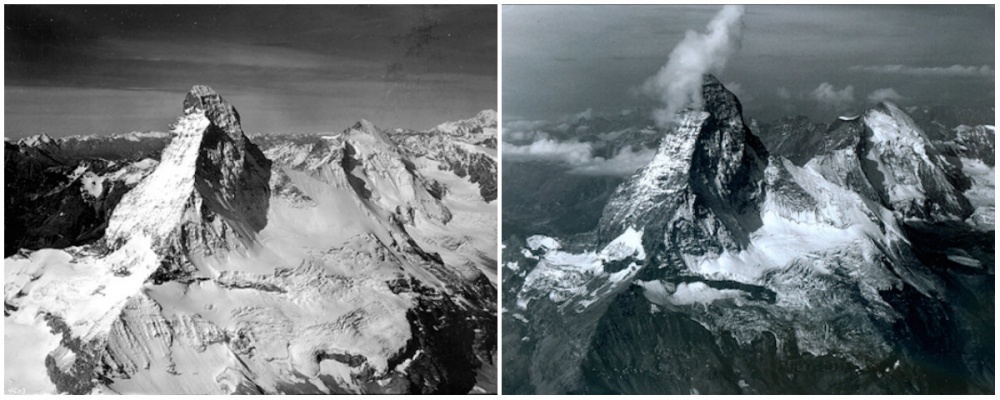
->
[599,227,645,261]
[517,228,647,311]
[526,235,560,251]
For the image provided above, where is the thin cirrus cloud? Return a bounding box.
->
[849,64,995,78]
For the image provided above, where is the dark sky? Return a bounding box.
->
[5,5,497,137]
[503,5,995,124]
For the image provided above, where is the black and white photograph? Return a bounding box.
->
[501,5,994,394]
[5,4,497,394]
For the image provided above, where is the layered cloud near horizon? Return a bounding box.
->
[502,115,657,177]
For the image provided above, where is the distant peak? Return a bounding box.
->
[476,109,498,124]
[17,133,58,148]
[352,119,380,134]
[347,119,394,145]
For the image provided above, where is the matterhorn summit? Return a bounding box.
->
[106,86,271,259]
[600,75,769,252]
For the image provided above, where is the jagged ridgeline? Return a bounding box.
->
[503,75,994,394]
[5,86,498,394]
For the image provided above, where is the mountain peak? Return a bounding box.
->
[598,74,768,251]
[106,86,271,259]
[433,110,498,136]
[347,119,394,145]
[183,85,243,140]
[351,119,379,134]
[475,109,498,126]
[17,133,58,148]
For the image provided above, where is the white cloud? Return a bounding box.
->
[568,146,657,176]
[503,119,551,132]
[866,88,905,104]
[573,108,594,122]
[503,130,551,143]
[503,139,593,164]
[810,82,855,111]
[503,139,655,176]
[642,5,746,128]
[850,64,994,78]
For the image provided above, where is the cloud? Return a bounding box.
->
[502,119,552,142]
[503,130,550,143]
[568,146,657,176]
[573,108,594,122]
[849,64,994,78]
[504,139,593,164]
[776,87,792,100]
[866,88,905,104]
[641,5,745,128]
[503,139,655,176]
[724,81,746,99]
[810,82,855,111]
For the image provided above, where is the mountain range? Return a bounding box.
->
[5,86,498,394]
[502,75,994,394]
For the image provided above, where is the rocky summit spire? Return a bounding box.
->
[184,85,243,139]
[106,85,271,262]
[599,75,768,255]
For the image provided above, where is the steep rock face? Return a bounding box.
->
[755,116,828,165]
[106,85,271,255]
[860,102,972,221]
[599,75,768,254]
[952,124,995,166]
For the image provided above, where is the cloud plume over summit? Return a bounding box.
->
[642,5,745,128]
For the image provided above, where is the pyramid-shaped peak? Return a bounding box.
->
[347,119,394,144]
[106,86,271,255]
[352,119,380,134]
[183,85,242,137]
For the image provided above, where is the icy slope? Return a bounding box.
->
[860,102,971,221]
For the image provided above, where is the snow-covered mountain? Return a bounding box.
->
[389,112,497,202]
[5,87,497,394]
[431,109,497,140]
[503,75,994,394]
